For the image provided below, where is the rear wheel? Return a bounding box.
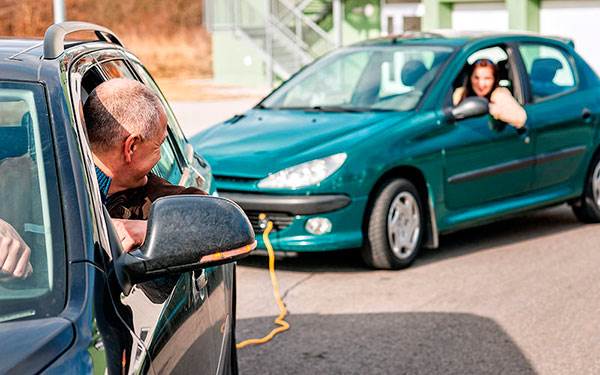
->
[361,178,424,269]
[572,153,600,223]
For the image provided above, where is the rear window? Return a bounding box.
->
[0,82,66,322]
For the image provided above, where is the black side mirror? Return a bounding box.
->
[448,96,489,121]
[114,195,255,294]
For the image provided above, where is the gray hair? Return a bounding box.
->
[84,78,166,152]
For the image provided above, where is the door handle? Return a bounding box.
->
[582,108,592,122]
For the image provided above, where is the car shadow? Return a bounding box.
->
[238,204,584,273]
[237,312,535,374]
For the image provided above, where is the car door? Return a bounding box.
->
[126,59,233,372]
[517,42,595,191]
[69,51,226,374]
[442,44,534,212]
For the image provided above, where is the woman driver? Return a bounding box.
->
[453,59,527,129]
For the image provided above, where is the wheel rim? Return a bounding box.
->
[593,161,600,207]
[387,191,420,260]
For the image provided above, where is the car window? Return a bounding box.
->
[101,59,138,80]
[450,45,524,105]
[0,82,66,322]
[96,59,183,182]
[519,44,576,102]
[130,62,189,152]
[262,45,453,112]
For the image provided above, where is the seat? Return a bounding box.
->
[529,58,563,99]
[401,60,429,87]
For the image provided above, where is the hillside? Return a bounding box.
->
[0,0,212,79]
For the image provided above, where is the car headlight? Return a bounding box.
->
[258,153,347,189]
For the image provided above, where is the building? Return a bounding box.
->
[204,0,600,87]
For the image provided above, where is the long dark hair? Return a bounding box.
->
[460,58,499,102]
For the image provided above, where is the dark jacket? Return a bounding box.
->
[106,173,206,220]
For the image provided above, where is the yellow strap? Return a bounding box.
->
[236,218,290,349]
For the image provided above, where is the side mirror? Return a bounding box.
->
[448,96,489,121]
[114,195,255,293]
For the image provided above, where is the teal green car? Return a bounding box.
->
[192,32,600,269]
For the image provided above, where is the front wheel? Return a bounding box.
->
[572,153,600,223]
[361,179,424,270]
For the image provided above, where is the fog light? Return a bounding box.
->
[305,217,332,235]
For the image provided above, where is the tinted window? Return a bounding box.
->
[519,44,576,102]
[0,82,65,322]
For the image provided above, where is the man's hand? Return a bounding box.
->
[0,219,32,279]
[112,219,147,252]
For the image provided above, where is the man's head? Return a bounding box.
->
[84,78,167,192]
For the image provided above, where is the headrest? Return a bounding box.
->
[531,58,562,82]
[401,60,428,86]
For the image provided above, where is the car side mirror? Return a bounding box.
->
[448,96,489,121]
[114,195,255,294]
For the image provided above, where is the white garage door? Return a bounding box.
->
[541,0,600,74]
[451,2,509,32]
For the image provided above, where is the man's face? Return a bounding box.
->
[126,112,168,188]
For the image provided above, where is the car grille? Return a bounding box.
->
[245,211,295,233]
[214,175,259,183]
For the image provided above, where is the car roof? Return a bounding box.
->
[352,30,574,49]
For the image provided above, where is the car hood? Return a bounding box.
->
[191,109,412,179]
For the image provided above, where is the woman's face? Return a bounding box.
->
[470,65,495,97]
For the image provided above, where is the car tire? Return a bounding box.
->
[362,178,424,270]
[572,153,600,223]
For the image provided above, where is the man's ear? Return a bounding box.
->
[123,134,141,163]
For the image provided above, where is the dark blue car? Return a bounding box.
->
[0,22,254,374]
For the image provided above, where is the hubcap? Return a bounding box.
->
[593,161,600,207]
[387,192,420,259]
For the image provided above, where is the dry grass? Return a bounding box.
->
[0,0,212,79]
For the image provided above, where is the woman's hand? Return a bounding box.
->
[490,87,527,128]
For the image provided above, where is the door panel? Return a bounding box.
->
[527,91,592,190]
[443,115,533,210]
[518,43,595,191]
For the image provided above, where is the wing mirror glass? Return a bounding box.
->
[114,195,255,293]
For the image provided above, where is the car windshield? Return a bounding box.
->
[0,82,65,322]
[261,45,454,112]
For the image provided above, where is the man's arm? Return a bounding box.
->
[111,218,148,252]
[0,218,32,279]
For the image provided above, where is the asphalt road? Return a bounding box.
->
[235,204,600,374]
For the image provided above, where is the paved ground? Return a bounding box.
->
[171,99,260,137]
[235,205,600,374]
[171,100,600,374]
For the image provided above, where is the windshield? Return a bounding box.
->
[0,82,65,322]
[261,45,454,112]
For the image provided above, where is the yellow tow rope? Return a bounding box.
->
[236,215,290,349]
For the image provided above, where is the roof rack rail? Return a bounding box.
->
[43,21,123,59]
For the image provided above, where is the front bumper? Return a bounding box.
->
[219,191,367,252]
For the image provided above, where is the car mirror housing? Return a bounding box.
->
[115,195,255,294]
[448,96,489,121]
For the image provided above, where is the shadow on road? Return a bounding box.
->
[238,205,584,273]
[237,312,535,374]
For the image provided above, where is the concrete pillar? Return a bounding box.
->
[507,0,540,32]
[333,0,343,47]
[422,0,452,31]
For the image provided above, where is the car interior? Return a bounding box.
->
[451,45,525,107]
